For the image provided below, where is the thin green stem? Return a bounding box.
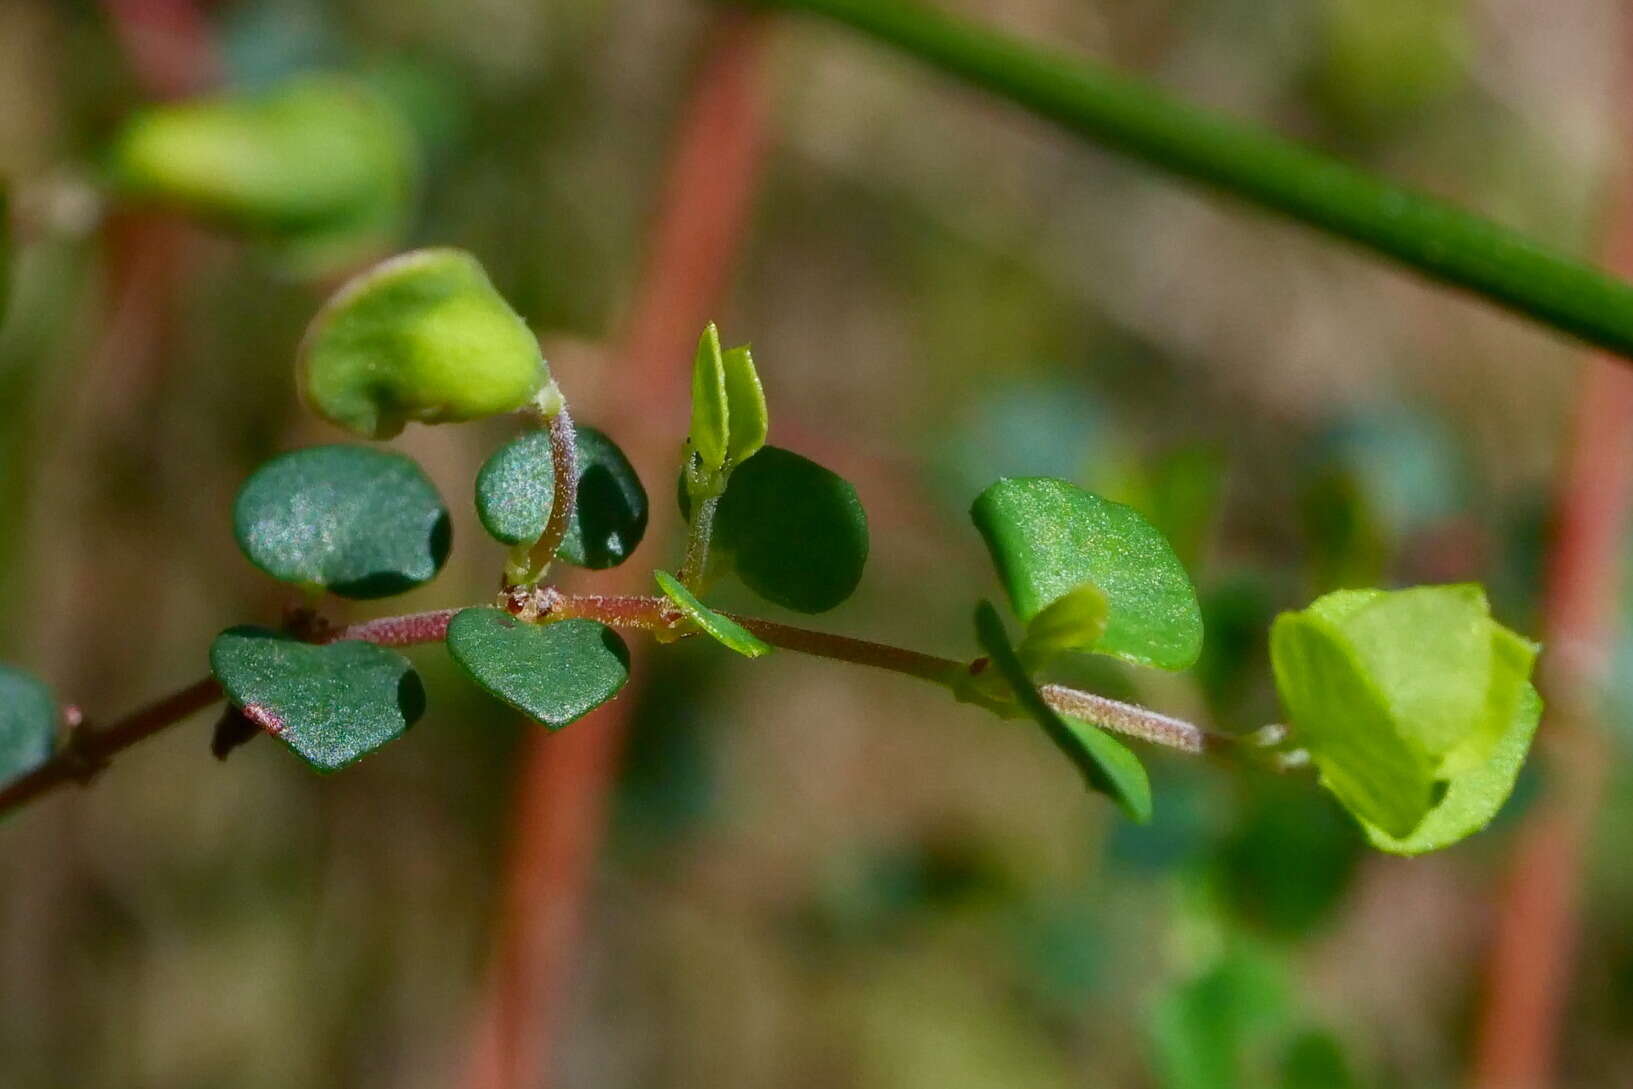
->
[745,0,1633,359]
[678,494,720,590]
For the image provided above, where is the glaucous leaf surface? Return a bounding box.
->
[299,248,548,439]
[972,477,1202,670]
[558,426,648,569]
[445,608,629,728]
[209,627,425,772]
[690,323,730,475]
[233,444,450,599]
[654,570,771,658]
[108,75,415,270]
[475,429,554,546]
[1270,584,1538,840]
[975,601,1151,822]
[0,666,58,788]
[697,445,868,614]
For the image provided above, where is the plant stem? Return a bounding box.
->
[677,493,720,590]
[0,593,1228,821]
[523,405,579,583]
[744,0,1633,361]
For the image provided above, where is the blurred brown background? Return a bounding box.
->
[3,0,1632,1086]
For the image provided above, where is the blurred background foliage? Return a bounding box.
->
[2,0,1632,1086]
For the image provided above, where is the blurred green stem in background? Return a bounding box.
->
[743,0,1633,359]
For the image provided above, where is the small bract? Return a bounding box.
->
[299,248,550,439]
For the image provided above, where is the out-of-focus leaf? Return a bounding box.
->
[1318,0,1469,130]
[694,445,869,614]
[209,627,425,772]
[0,666,58,788]
[445,608,629,728]
[654,570,771,658]
[1300,470,1387,592]
[1136,443,1227,574]
[1217,778,1362,937]
[975,601,1151,822]
[1270,584,1538,840]
[233,445,450,599]
[972,477,1202,670]
[0,181,10,327]
[299,248,548,439]
[1147,949,1290,1089]
[559,426,648,569]
[108,74,418,272]
[1279,1028,1363,1089]
[475,430,554,547]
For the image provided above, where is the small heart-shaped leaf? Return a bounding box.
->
[209,627,426,772]
[445,608,629,728]
[475,429,555,547]
[686,445,868,614]
[558,426,649,570]
[0,666,58,788]
[234,444,451,599]
[654,570,771,658]
[300,248,548,439]
[975,601,1151,822]
[972,477,1202,671]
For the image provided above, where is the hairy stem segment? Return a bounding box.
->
[744,0,1633,361]
[0,593,1227,820]
[677,494,720,590]
[523,405,579,584]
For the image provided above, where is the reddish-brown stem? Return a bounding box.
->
[1467,25,1633,1087]
[524,405,579,581]
[0,678,222,816]
[460,12,776,1089]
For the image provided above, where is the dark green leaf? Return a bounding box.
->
[695,445,869,614]
[558,426,649,569]
[974,601,1151,822]
[972,477,1203,670]
[299,248,549,439]
[1147,950,1290,1089]
[1217,778,1362,938]
[0,666,58,787]
[233,444,450,599]
[654,570,771,658]
[475,429,554,546]
[1280,1029,1363,1089]
[445,608,629,728]
[209,627,425,772]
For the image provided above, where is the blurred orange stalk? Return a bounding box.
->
[458,12,773,1089]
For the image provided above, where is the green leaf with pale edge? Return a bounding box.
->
[0,666,58,788]
[691,445,869,614]
[690,323,730,474]
[475,430,554,546]
[300,248,548,440]
[972,478,1202,670]
[445,608,629,728]
[1362,634,1542,855]
[654,570,771,658]
[559,426,648,569]
[209,627,425,772]
[975,600,1151,822]
[1020,581,1109,666]
[1271,584,1538,839]
[234,444,450,599]
[722,345,768,465]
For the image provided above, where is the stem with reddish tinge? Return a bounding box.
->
[0,593,1228,821]
[523,406,579,584]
